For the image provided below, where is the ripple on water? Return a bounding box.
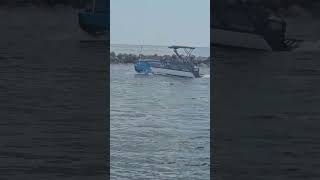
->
[111,64,210,179]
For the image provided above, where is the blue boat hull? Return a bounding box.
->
[78,10,107,35]
[134,61,152,74]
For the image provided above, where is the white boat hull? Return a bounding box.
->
[212,28,272,51]
[151,67,195,78]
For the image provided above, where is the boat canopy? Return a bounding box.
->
[168,45,196,61]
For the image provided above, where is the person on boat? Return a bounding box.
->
[171,54,178,63]
[189,55,196,64]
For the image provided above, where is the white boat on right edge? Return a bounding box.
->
[212,1,303,51]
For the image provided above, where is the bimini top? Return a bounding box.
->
[168,46,196,59]
[168,46,195,49]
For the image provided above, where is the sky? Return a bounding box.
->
[110,0,210,47]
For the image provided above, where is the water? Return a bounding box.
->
[111,44,210,57]
[213,17,320,179]
[0,7,108,179]
[111,64,210,179]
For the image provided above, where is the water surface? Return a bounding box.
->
[213,37,320,179]
[111,64,210,179]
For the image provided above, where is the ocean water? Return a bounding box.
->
[213,17,320,179]
[111,44,210,57]
[0,6,108,178]
[111,64,210,179]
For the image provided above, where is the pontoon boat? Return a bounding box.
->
[134,46,201,78]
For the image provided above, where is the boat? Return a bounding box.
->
[134,46,201,78]
[212,1,302,51]
[78,0,107,35]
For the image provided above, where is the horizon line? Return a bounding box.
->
[110,43,210,49]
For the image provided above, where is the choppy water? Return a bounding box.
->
[213,42,320,179]
[0,7,109,179]
[111,44,210,57]
[111,64,210,179]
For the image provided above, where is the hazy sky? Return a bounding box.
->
[110,0,210,47]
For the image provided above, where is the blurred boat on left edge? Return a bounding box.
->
[78,0,107,35]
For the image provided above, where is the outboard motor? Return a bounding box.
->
[263,16,287,51]
[242,2,293,51]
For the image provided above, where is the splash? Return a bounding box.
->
[201,74,210,78]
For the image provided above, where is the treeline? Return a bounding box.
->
[0,0,92,8]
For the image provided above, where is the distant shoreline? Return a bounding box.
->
[111,43,210,49]
[110,51,210,66]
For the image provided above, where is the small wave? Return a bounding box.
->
[133,73,154,78]
[201,74,210,78]
[294,40,320,52]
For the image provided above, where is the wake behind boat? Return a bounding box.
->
[134,46,201,78]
